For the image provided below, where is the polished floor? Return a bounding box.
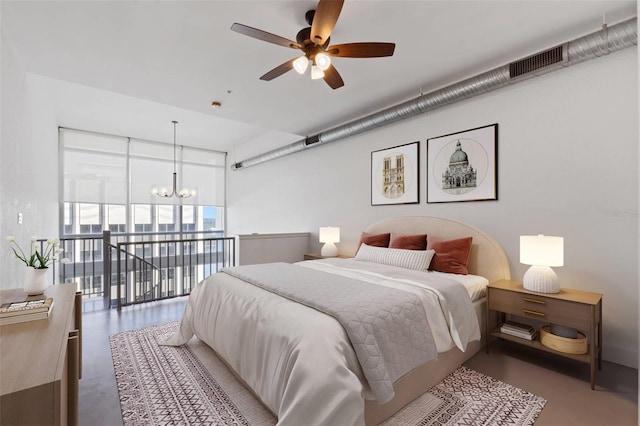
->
[80,297,638,426]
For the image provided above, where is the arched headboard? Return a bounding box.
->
[364,216,511,283]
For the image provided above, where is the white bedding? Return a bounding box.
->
[429,270,489,301]
[163,259,481,426]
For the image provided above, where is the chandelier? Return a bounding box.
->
[152,120,194,199]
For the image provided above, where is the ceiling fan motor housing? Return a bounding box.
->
[296,27,330,49]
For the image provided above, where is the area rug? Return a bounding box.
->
[110,322,546,425]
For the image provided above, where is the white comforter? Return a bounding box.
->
[163,259,481,426]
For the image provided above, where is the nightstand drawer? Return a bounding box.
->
[489,288,591,331]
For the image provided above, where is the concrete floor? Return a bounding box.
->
[79,298,187,426]
[79,297,638,425]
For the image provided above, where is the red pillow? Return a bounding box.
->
[427,236,473,275]
[389,233,428,250]
[358,232,390,250]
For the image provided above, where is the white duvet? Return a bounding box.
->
[163,259,481,426]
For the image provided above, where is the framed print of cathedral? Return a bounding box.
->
[371,142,419,205]
[426,123,498,203]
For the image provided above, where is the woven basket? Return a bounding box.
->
[540,325,587,354]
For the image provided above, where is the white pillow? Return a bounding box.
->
[354,244,435,271]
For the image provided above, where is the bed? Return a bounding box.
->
[164,216,511,425]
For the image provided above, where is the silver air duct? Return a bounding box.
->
[231,17,637,170]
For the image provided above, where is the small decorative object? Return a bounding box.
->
[6,236,70,295]
[319,227,340,257]
[427,123,498,203]
[520,234,564,293]
[371,142,419,205]
[22,267,50,296]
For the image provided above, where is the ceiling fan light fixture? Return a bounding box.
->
[315,52,331,71]
[293,55,309,74]
[311,64,325,80]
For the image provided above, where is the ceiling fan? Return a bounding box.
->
[231,0,395,89]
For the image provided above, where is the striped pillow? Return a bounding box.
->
[354,244,435,271]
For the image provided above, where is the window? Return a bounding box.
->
[60,127,227,303]
[158,205,176,233]
[63,203,73,235]
[108,205,126,233]
[60,127,226,236]
[78,203,103,234]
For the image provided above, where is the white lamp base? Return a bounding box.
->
[523,265,560,293]
[321,242,338,257]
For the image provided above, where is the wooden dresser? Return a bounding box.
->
[0,284,82,425]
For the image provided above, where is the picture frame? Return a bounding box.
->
[371,141,419,205]
[426,123,498,203]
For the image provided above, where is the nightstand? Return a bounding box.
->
[303,252,351,260]
[486,279,602,389]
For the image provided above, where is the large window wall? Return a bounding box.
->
[59,127,226,302]
[60,127,225,236]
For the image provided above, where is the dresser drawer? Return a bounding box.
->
[489,288,592,331]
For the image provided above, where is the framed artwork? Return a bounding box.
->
[426,123,498,203]
[371,142,419,205]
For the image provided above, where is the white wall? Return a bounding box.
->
[1,32,59,290]
[227,47,639,368]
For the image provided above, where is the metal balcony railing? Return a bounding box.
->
[48,230,235,310]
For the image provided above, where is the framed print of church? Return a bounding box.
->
[426,123,498,203]
[371,142,419,205]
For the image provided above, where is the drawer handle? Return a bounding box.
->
[523,309,546,317]
[522,297,546,305]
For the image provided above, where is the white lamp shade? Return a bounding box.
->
[315,52,331,71]
[319,227,340,243]
[293,56,309,74]
[520,235,564,267]
[311,65,325,80]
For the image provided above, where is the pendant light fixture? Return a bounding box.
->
[151,120,194,199]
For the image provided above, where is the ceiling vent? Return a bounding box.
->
[509,45,565,78]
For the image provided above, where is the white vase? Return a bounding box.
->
[23,267,49,295]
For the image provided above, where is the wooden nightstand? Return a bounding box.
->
[303,252,351,260]
[486,279,602,389]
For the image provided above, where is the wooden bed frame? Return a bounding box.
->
[362,216,511,425]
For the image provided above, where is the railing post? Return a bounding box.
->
[116,242,122,311]
[103,230,112,309]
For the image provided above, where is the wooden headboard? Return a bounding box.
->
[364,216,511,283]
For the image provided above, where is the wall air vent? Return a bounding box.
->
[509,45,564,78]
[304,135,321,146]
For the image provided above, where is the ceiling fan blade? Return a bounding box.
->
[260,59,296,81]
[323,64,344,89]
[231,23,301,49]
[310,0,344,46]
[327,42,396,58]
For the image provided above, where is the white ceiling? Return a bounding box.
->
[2,0,637,161]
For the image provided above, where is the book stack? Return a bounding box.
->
[0,297,54,325]
[500,320,538,341]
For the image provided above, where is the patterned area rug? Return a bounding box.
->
[110,322,546,426]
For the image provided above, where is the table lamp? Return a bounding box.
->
[520,235,564,293]
[319,227,340,257]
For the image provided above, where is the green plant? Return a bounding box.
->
[7,236,70,269]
